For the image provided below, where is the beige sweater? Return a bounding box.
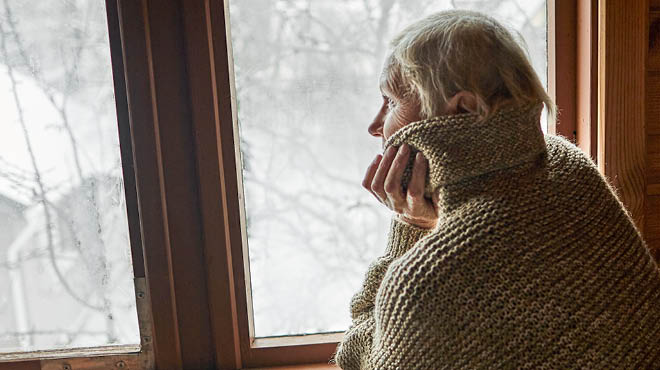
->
[332,105,660,369]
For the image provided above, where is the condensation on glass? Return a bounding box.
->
[0,0,140,356]
[227,0,548,337]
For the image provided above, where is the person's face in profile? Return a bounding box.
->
[367,55,480,149]
[367,56,421,148]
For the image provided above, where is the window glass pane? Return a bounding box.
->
[228,0,547,337]
[0,0,140,354]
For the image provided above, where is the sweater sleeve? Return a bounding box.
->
[332,216,431,369]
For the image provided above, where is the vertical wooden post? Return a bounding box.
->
[598,0,648,230]
[576,0,598,161]
[115,0,185,368]
[548,0,577,140]
[179,0,243,368]
[645,1,660,260]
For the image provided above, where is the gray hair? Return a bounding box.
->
[389,10,555,120]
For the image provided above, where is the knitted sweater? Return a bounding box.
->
[332,105,660,369]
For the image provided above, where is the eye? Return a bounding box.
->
[385,96,396,112]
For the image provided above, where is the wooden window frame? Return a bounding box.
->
[548,0,598,155]
[3,0,651,369]
[647,0,660,260]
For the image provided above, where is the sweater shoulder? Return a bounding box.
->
[544,134,597,173]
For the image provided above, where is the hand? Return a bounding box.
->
[363,143,438,229]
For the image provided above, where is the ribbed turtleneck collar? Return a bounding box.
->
[384,104,547,198]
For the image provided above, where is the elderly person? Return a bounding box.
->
[332,10,660,369]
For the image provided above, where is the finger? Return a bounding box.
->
[363,155,384,201]
[407,153,435,217]
[371,146,397,201]
[407,152,426,202]
[362,155,382,192]
[384,144,410,212]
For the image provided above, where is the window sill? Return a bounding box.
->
[248,363,338,369]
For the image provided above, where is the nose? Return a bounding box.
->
[368,109,385,138]
[368,119,382,137]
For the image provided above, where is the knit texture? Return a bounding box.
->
[332,105,660,369]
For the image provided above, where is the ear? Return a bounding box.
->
[444,91,479,114]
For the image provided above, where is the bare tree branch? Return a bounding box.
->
[0,12,105,314]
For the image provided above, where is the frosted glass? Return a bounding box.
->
[227,0,548,337]
[0,0,140,354]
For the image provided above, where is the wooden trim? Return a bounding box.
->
[132,277,155,368]
[598,0,648,229]
[646,195,660,245]
[116,0,184,367]
[648,11,660,72]
[106,4,154,364]
[646,7,660,261]
[653,0,660,10]
[2,346,139,364]
[648,135,660,186]
[142,1,217,367]
[0,362,40,370]
[180,0,242,368]
[549,0,599,160]
[548,0,577,141]
[576,0,599,161]
[206,0,252,364]
[247,364,339,370]
[106,0,146,278]
[252,333,343,349]
[649,15,660,136]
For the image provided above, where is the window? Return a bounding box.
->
[227,0,548,339]
[0,0,140,360]
[4,0,642,369]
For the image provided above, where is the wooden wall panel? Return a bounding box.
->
[645,196,660,262]
[650,12,660,70]
[598,0,647,230]
[646,196,660,241]
[647,7,660,261]
[648,136,660,186]
[648,72,660,135]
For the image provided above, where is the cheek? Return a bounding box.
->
[383,114,406,139]
[383,104,419,139]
